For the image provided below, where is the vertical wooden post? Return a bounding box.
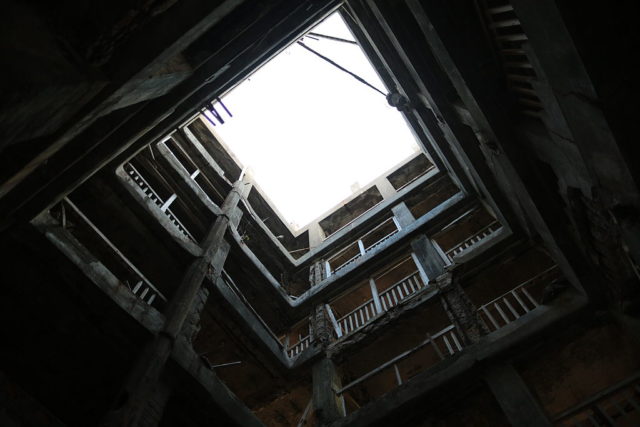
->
[411,252,431,286]
[436,272,489,345]
[312,358,345,424]
[411,235,447,282]
[485,363,551,426]
[325,304,343,338]
[102,178,250,427]
[369,278,383,314]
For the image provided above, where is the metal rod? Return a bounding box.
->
[296,41,387,97]
[307,32,358,45]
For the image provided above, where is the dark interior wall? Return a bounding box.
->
[517,318,640,418]
[555,0,640,190]
[0,227,148,426]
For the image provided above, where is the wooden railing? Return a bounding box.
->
[56,198,167,309]
[336,299,379,337]
[327,217,400,276]
[445,221,502,260]
[378,272,426,311]
[477,0,544,119]
[123,162,196,242]
[477,266,559,332]
[338,324,462,395]
[287,335,312,358]
[333,272,426,337]
[553,372,640,426]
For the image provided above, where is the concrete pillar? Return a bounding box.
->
[137,380,172,427]
[391,202,415,228]
[411,235,446,283]
[373,177,397,200]
[308,222,326,249]
[181,287,210,343]
[485,363,551,427]
[309,260,327,287]
[102,178,250,427]
[436,272,488,345]
[311,304,332,346]
[312,358,345,424]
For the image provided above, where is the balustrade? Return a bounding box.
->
[287,335,312,358]
[477,266,559,332]
[326,217,400,276]
[445,221,502,260]
[337,324,463,398]
[332,271,426,338]
[123,162,196,242]
[54,198,167,309]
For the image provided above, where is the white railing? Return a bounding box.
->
[336,299,379,337]
[378,272,426,311]
[334,272,426,337]
[287,335,312,358]
[445,221,502,260]
[57,198,167,309]
[123,162,196,242]
[338,324,462,395]
[477,266,559,332]
[327,217,400,276]
[128,279,165,306]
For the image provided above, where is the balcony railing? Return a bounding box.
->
[477,265,559,332]
[123,162,196,242]
[287,335,312,358]
[378,272,426,311]
[445,221,502,261]
[553,371,640,426]
[338,324,463,397]
[326,217,400,276]
[333,271,426,338]
[477,0,544,119]
[336,299,379,337]
[55,198,167,309]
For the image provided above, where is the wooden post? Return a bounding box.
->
[485,363,551,426]
[411,234,447,282]
[436,272,489,345]
[369,278,383,314]
[391,202,415,228]
[312,358,345,424]
[325,304,343,338]
[411,252,431,286]
[102,178,250,427]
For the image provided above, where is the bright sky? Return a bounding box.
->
[207,12,420,230]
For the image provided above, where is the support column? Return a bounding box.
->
[436,272,488,345]
[137,380,172,427]
[485,363,551,427]
[309,260,327,287]
[308,221,325,249]
[102,178,250,427]
[310,304,344,424]
[411,235,447,283]
[391,202,414,228]
[312,358,345,424]
[374,177,397,200]
[369,278,383,314]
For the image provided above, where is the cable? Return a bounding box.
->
[307,32,358,45]
[296,41,387,97]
